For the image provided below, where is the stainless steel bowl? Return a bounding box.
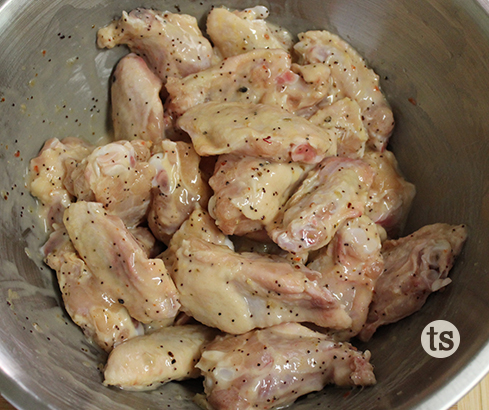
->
[1,0,489,409]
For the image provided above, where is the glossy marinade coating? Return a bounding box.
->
[197,323,375,410]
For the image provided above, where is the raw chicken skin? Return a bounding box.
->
[363,150,416,238]
[268,157,375,253]
[111,53,164,143]
[358,223,467,341]
[207,6,291,58]
[104,324,219,390]
[308,215,384,340]
[165,49,291,117]
[167,204,234,251]
[197,323,375,410]
[208,155,312,236]
[166,47,331,117]
[262,62,332,115]
[172,236,352,334]
[147,140,211,244]
[129,226,161,258]
[161,205,234,275]
[308,97,368,158]
[294,30,394,151]
[63,201,180,324]
[43,227,143,352]
[178,102,337,163]
[28,137,93,229]
[97,9,214,82]
[69,140,155,228]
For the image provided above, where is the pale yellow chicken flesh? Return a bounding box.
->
[178,102,337,163]
[63,201,180,324]
[197,323,375,410]
[104,324,219,390]
[172,236,352,334]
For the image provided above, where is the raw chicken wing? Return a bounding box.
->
[294,30,394,151]
[165,48,291,117]
[129,226,161,258]
[147,140,211,244]
[69,140,154,228]
[161,204,234,274]
[28,137,93,229]
[111,53,164,143]
[166,46,331,117]
[104,324,218,390]
[358,223,467,341]
[261,62,332,114]
[268,157,375,253]
[207,6,292,58]
[308,215,384,339]
[363,150,416,238]
[43,227,143,352]
[197,323,375,410]
[64,201,180,324]
[172,236,352,334]
[97,8,213,82]
[167,204,233,251]
[178,102,337,163]
[308,97,368,158]
[208,155,312,236]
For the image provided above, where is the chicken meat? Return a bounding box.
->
[97,8,214,82]
[27,137,93,229]
[268,157,375,253]
[358,223,467,341]
[68,140,155,228]
[172,236,352,334]
[308,215,384,339]
[104,324,219,390]
[178,102,337,163]
[308,97,368,158]
[208,155,312,236]
[206,6,292,58]
[147,139,211,244]
[63,201,180,324]
[363,150,416,238]
[197,323,375,410]
[43,226,143,352]
[111,53,164,143]
[165,48,291,117]
[294,30,394,151]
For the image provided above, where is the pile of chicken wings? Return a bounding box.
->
[28,6,467,410]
